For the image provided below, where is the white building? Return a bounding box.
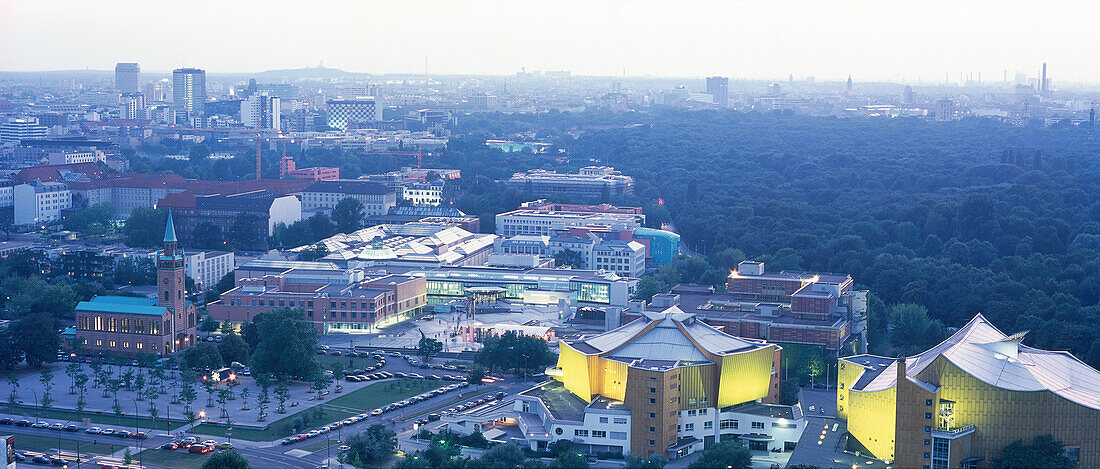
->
[14,181,71,226]
[241,93,281,131]
[184,251,235,291]
[0,118,48,144]
[119,92,147,119]
[592,240,646,277]
[301,180,396,216]
[0,180,13,208]
[506,166,634,197]
[399,181,443,206]
[46,150,107,166]
[496,209,643,237]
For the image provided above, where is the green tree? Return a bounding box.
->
[182,342,224,371]
[202,449,252,469]
[553,249,585,268]
[39,369,54,417]
[624,454,668,469]
[13,314,59,367]
[0,329,23,372]
[887,303,946,356]
[218,332,250,365]
[192,223,225,250]
[992,434,1075,469]
[250,308,321,381]
[686,441,752,469]
[332,196,365,233]
[229,213,265,250]
[123,207,167,248]
[417,332,443,361]
[344,424,397,465]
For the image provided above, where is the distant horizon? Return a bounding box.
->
[4,0,1100,84]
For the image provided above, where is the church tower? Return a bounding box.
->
[157,211,187,351]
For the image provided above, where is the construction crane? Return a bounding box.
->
[153,125,283,179]
[356,144,437,169]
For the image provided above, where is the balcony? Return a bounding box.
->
[931,424,976,439]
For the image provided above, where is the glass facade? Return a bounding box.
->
[571,281,610,304]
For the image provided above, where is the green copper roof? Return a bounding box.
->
[77,297,168,317]
[164,211,178,243]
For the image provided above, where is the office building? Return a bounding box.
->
[327,98,381,131]
[506,166,634,198]
[591,240,646,277]
[184,251,235,291]
[157,190,302,251]
[0,118,48,144]
[278,156,340,181]
[496,208,643,237]
[73,215,198,356]
[936,98,956,122]
[209,271,427,334]
[300,180,396,216]
[119,92,147,120]
[443,307,791,459]
[13,181,71,226]
[838,314,1100,468]
[240,93,281,131]
[114,63,141,94]
[172,68,207,116]
[706,76,729,107]
[45,150,106,166]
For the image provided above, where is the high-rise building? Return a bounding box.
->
[705,76,729,107]
[172,68,207,116]
[846,75,854,94]
[144,79,168,102]
[903,85,915,105]
[936,98,956,121]
[240,93,281,131]
[326,98,381,131]
[114,63,141,93]
[119,93,147,120]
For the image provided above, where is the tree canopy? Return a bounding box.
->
[249,308,321,381]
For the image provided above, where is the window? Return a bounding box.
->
[599,417,608,424]
[684,423,694,431]
[613,418,627,424]
[925,412,933,420]
[699,408,707,415]
[610,432,626,440]
[924,439,931,446]
[649,413,655,419]
[574,430,588,437]
[649,387,656,394]
[703,421,712,429]
[591,430,606,438]
[688,410,696,416]
[648,427,655,433]
[751,422,764,430]
[648,440,655,446]
[925,399,934,406]
[649,398,656,404]
[719,419,738,430]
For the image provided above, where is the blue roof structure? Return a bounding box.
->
[77,296,167,317]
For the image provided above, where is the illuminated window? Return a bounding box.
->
[123,342,129,348]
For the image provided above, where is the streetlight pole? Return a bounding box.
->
[134,400,140,435]
[30,389,38,423]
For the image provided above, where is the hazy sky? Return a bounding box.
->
[3,0,1100,82]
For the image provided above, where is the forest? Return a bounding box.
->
[442,109,1100,367]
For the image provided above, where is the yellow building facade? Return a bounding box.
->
[838,314,1100,468]
[555,307,781,458]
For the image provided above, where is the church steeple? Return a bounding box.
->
[164,210,178,243]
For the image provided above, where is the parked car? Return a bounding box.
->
[31,421,50,429]
[85,427,102,434]
[188,444,212,454]
[160,442,179,450]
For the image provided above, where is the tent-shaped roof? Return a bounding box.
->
[565,306,767,365]
[853,314,1100,411]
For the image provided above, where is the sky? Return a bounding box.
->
[3,0,1100,82]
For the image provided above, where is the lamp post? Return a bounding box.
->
[29,389,38,423]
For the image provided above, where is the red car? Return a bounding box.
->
[188,444,213,454]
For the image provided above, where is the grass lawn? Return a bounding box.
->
[13,434,118,455]
[136,448,210,469]
[298,437,341,453]
[1,405,182,430]
[192,379,441,441]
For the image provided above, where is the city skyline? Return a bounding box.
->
[4,0,1100,83]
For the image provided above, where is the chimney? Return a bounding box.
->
[896,356,907,383]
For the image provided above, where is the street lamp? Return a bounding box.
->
[29,389,38,424]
